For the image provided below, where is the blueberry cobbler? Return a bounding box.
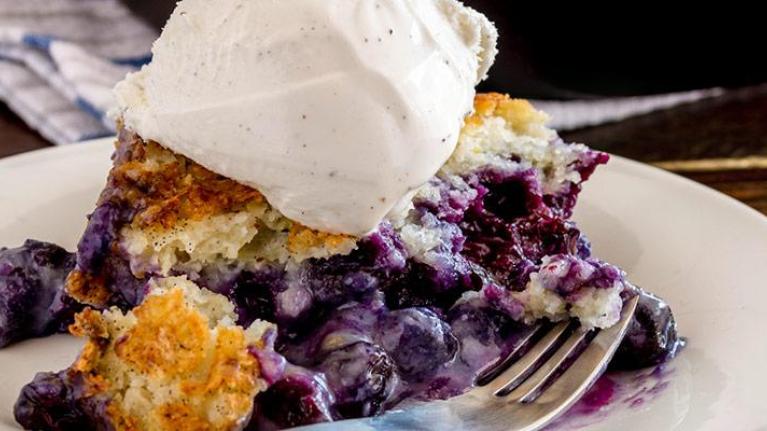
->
[4,94,682,430]
[0,1,682,430]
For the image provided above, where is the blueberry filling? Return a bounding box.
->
[252,370,337,429]
[316,342,398,418]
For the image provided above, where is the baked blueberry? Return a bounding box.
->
[317,342,398,418]
[0,240,80,347]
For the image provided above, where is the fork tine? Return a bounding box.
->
[508,295,639,404]
[500,296,640,430]
[456,297,639,431]
[529,295,639,402]
[502,328,592,401]
[475,325,546,386]
[480,321,572,395]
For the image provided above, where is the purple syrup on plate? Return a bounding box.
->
[545,364,680,430]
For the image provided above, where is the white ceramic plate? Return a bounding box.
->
[1,139,766,431]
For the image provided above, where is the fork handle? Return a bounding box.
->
[291,399,473,431]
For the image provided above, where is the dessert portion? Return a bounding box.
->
[15,277,279,431]
[1,0,684,430]
[8,94,680,429]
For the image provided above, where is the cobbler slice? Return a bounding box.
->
[6,94,682,429]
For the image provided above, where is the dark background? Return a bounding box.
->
[122,1,767,98]
[470,2,767,98]
[3,1,767,213]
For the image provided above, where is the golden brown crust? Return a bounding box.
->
[465,93,550,138]
[106,404,141,431]
[114,288,211,376]
[69,308,109,340]
[66,270,111,308]
[154,404,211,431]
[288,223,357,255]
[66,283,265,431]
[177,326,260,414]
[110,129,264,230]
[69,308,110,376]
[112,127,355,252]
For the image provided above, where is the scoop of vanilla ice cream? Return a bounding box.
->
[113,0,497,236]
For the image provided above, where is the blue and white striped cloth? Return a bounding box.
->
[0,0,156,145]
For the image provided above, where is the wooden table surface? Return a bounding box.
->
[3,86,766,216]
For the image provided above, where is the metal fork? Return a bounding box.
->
[294,295,638,431]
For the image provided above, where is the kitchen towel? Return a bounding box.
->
[0,0,729,145]
[0,0,156,145]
